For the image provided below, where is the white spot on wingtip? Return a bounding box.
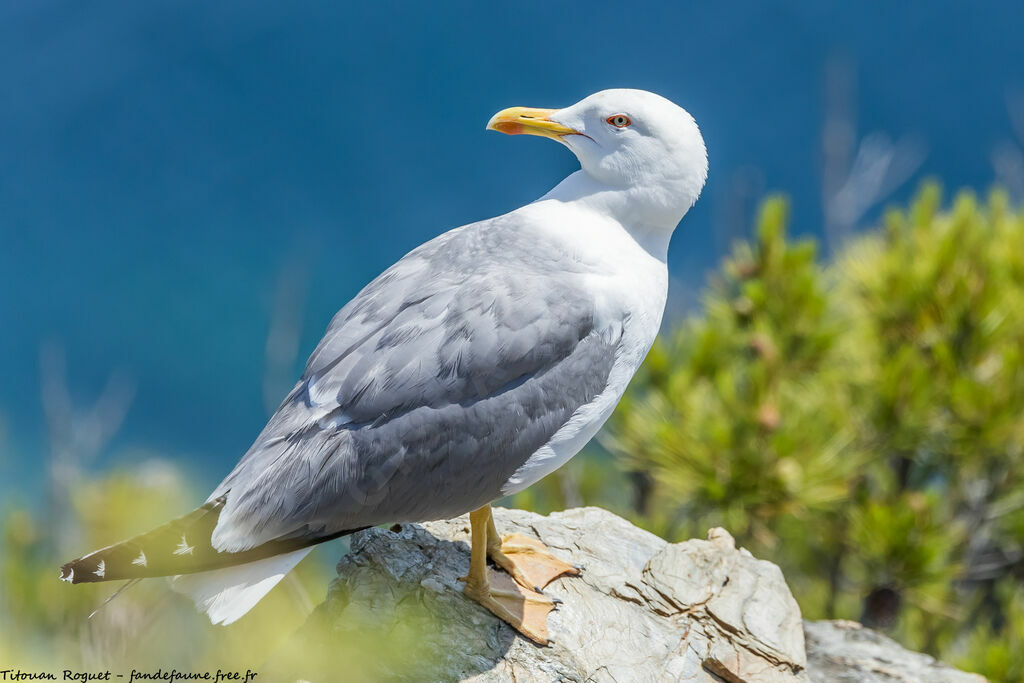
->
[132,550,147,567]
[94,560,105,578]
[174,535,194,556]
[60,568,75,583]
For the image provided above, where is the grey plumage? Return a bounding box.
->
[210,214,620,553]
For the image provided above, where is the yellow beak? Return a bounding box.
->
[485,106,580,140]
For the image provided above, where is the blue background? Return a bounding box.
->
[3,1,1023,495]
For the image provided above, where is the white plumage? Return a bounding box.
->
[170,548,312,625]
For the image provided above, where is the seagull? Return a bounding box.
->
[60,88,707,645]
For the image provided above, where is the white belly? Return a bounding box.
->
[500,220,668,496]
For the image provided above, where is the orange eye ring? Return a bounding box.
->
[606,114,631,128]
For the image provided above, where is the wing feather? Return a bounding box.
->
[211,218,619,552]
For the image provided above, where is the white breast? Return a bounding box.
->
[500,201,669,495]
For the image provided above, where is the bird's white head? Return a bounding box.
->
[488,89,708,231]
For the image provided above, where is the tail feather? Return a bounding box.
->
[170,547,313,625]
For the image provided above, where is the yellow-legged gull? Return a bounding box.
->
[60,88,708,645]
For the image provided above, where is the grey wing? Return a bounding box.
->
[209,221,621,553]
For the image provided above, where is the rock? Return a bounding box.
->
[271,507,983,682]
[803,620,986,683]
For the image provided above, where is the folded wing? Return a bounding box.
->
[210,218,621,552]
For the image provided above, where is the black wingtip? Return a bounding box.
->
[60,549,113,584]
[60,557,103,584]
[57,499,366,586]
[59,563,77,584]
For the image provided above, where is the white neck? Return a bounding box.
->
[537,171,681,261]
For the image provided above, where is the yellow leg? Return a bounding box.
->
[487,512,580,591]
[461,505,560,645]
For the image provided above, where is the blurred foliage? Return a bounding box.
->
[0,458,444,678]
[594,185,1021,680]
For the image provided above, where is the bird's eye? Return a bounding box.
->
[606,114,631,128]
